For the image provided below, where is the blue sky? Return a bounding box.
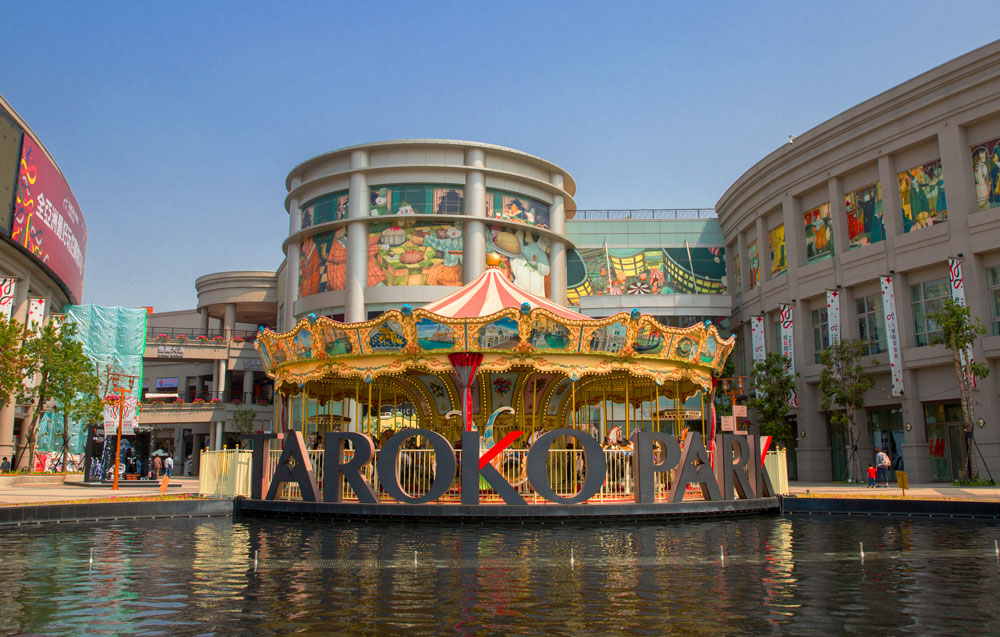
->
[3,1,997,311]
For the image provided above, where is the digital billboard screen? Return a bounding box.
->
[0,112,21,236]
[11,133,87,301]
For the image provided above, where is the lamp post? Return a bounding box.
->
[719,376,748,417]
[108,372,137,490]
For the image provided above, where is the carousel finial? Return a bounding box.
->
[486,252,503,268]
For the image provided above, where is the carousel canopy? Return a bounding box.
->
[423,263,585,321]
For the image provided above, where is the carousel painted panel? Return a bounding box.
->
[317,321,354,357]
[365,319,408,353]
[528,316,575,351]
[586,320,629,354]
[415,317,457,351]
[632,322,671,356]
[474,316,521,351]
[487,373,520,410]
[415,374,455,416]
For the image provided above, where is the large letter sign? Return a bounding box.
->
[713,434,755,500]
[631,431,681,504]
[526,429,606,504]
[461,429,526,505]
[323,432,377,504]
[264,431,319,502]
[377,429,456,504]
[669,432,722,502]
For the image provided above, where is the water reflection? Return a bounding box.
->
[1,516,999,634]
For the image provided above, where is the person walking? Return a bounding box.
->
[0,456,9,473]
[152,454,163,479]
[875,448,891,488]
[165,455,174,478]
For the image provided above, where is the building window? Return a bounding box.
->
[812,308,829,363]
[987,266,1000,336]
[910,278,949,347]
[856,294,886,354]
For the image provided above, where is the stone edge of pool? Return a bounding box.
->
[0,498,233,527]
[780,496,1000,518]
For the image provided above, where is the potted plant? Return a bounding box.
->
[213,335,224,341]
[192,397,205,405]
[196,335,209,341]
[233,336,244,343]
[156,333,169,340]
[176,334,188,341]
[174,398,184,405]
[231,398,242,405]
[209,397,222,404]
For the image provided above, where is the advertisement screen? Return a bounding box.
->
[0,113,21,236]
[11,133,87,301]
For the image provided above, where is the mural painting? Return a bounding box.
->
[476,317,519,350]
[298,228,349,296]
[804,203,833,261]
[320,323,353,356]
[488,373,519,410]
[368,320,407,352]
[589,321,628,353]
[674,336,698,362]
[769,225,786,275]
[290,330,313,360]
[898,159,947,232]
[845,183,885,248]
[415,318,456,350]
[417,375,452,415]
[486,226,551,297]
[486,190,550,229]
[633,324,667,355]
[529,317,572,350]
[364,184,466,216]
[748,241,760,289]
[303,191,349,228]
[370,221,464,287]
[972,137,1000,211]
[564,246,726,306]
[733,251,742,295]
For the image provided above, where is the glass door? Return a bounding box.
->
[827,415,848,482]
[924,403,965,481]
[869,407,905,481]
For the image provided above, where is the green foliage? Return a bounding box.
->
[747,352,796,444]
[232,407,257,435]
[819,339,875,483]
[0,317,35,408]
[953,478,998,487]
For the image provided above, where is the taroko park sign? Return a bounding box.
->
[241,428,776,506]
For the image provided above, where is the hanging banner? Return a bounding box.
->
[0,278,14,320]
[826,290,841,345]
[779,304,798,407]
[750,316,766,364]
[880,276,904,396]
[26,297,46,335]
[103,396,139,436]
[948,258,976,387]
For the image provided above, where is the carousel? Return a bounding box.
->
[253,254,735,503]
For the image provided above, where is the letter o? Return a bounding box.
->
[376,428,456,504]
[526,428,607,504]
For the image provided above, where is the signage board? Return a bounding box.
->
[103,396,139,436]
[157,345,184,358]
[734,405,747,418]
[156,377,179,390]
[11,133,87,302]
[721,415,736,432]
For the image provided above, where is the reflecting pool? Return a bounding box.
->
[1,515,998,634]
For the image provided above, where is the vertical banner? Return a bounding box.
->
[779,304,798,407]
[948,258,976,387]
[26,297,46,335]
[750,316,766,365]
[103,396,139,436]
[0,278,14,320]
[880,276,904,396]
[826,290,841,345]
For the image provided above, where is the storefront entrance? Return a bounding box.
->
[868,407,904,481]
[925,403,966,481]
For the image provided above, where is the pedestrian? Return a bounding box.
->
[152,454,163,478]
[875,448,891,487]
[867,464,877,488]
[165,455,174,478]
[0,456,9,473]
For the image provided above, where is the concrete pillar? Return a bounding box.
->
[223,303,236,340]
[345,150,369,322]
[549,172,567,305]
[283,191,303,330]
[217,421,225,450]
[828,177,848,278]
[0,274,30,463]
[244,369,255,404]
[199,307,209,334]
[217,359,228,401]
[755,216,769,287]
[464,149,487,283]
[735,232,747,299]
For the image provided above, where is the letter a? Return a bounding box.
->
[669,431,722,502]
[264,431,319,502]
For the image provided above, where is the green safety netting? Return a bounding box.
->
[36,305,148,454]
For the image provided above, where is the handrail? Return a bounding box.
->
[573,209,717,220]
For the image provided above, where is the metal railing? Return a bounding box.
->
[573,209,717,220]
[146,327,260,342]
[142,390,273,406]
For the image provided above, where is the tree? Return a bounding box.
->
[747,352,797,446]
[929,299,991,479]
[15,321,101,471]
[232,407,257,436]
[0,317,34,410]
[818,339,875,483]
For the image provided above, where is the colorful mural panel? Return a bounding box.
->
[564,246,726,305]
[769,225,786,275]
[486,189,550,229]
[299,227,349,297]
[303,191,349,228]
[733,250,742,295]
[368,320,406,352]
[845,183,885,248]
[476,317,519,350]
[748,241,760,289]
[369,221,464,287]
[417,375,451,415]
[291,330,313,360]
[589,321,628,353]
[529,317,573,351]
[363,184,465,217]
[898,159,947,232]
[415,317,456,350]
[319,323,352,356]
[972,137,1000,211]
[804,203,833,261]
[633,324,667,355]
[486,225,551,297]
[488,373,519,409]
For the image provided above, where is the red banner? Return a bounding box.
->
[11,134,87,301]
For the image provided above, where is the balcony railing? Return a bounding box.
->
[142,390,273,407]
[146,327,260,342]
[573,209,717,220]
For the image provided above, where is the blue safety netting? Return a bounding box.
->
[36,305,148,454]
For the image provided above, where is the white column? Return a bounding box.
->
[243,369,255,404]
[283,179,303,329]
[223,303,236,340]
[549,172,567,305]
[199,307,209,334]
[345,150,369,322]
[464,148,487,282]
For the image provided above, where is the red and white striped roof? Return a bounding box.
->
[422,265,586,321]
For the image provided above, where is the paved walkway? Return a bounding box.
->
[0,477,200,506]
[788,481,1000,501]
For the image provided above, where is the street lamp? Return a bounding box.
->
[108,372,138,490]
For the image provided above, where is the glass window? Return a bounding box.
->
[987,266,1000,336]
[855,294,886,355]
[910,278,949,347]
[812,308,829,363]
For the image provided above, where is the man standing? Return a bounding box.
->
[0,456,9,473]
[152,454,163,479]
[875,448,891,488]
[165,455,174,478]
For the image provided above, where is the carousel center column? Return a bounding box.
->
[464,148,487,283]
[345,149,370,323]
[549,172,567,305]
[283,177,303,331]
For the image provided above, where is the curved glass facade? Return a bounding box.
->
[368,184,464,216]
[486,189,550,229]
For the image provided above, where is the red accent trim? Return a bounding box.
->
[479,431,523,469]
